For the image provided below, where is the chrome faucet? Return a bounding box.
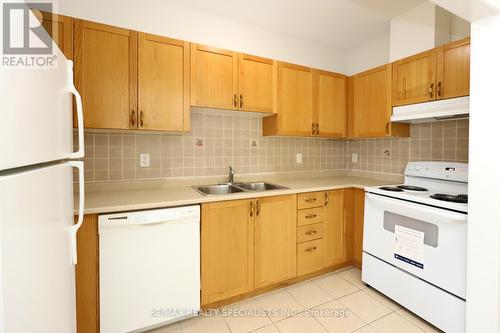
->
[228,166,234,183]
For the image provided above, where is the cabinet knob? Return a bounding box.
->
[305,230,317,236]
[305,198,317,203]
[305,214,317,219]
[305,246,317,252]
[130,110,136,127]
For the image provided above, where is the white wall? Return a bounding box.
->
[345,34,390,75]
[466,15,500,333]
[389,2,437,61]
[56,0,347,73]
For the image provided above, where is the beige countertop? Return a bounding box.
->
[76,171,401,215]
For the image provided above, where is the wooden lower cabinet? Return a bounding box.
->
[353,189,366,267]
[297,239,325,276]
[254,195,297,288]
[75,214,99,333]
[324,190,346,267]
[201,199,254,305]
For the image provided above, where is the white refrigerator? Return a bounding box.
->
[0,4,85,333]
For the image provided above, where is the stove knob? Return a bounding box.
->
[408,166,415,171]
[415,166,422,171]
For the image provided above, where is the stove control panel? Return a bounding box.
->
[405,162,468,183]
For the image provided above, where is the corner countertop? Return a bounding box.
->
[75,172,401,215]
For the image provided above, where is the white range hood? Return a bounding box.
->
[391,96,469,123]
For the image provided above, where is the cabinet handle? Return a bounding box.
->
[240,94,243,108]
[233,94,238,108]
[385,122,390,136]
[139,111,144,128]
[305,246,317,252]
[250,201,254,217]
[316,123,320,136]
[311,123,315,136]
[305,198,317,203]
[305,230,317,235]
[305,214,317,219]
[429,83,434,98]
[256,200,261,216]
[437,81,442,97]
[130,110,136,127]
[324,192,329,206]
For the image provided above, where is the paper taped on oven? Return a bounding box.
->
[394,225,425,269]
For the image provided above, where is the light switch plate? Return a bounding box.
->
[352,153,358,163]
[296,153,303,164]
[140,153,150,168]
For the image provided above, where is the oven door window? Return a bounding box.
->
[383,212,439,248]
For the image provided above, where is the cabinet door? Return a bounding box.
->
[392,49,437,106]
[255,195,297,288]
[138,33,190,131]
[353,189,365,266]
[352,64,392,138]
[324,190,345,267]
[436,38,470,99]
[314,70,347,138]
[276,62,314,136]
[191,44,237,109]
[39,12,73,59]
[74,20,137,129]
[201,200,254,305]
[238,54,275,113]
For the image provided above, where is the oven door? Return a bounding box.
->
[363,192,467,299]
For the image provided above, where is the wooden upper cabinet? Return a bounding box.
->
[39,12,73,59]
[238,54,275,113]
[254,195,297,288]
[314,70,347,138]
[351,64,393,138]
[201,200,254,306]
[436,38,470,99]
[74,20,137,130]
[263,62,313,136]
[191,44,237,109]
[138,33,190,131]
[392,49,437,106]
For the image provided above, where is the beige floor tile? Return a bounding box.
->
[275,313,327,333]
[223,298,272,333]
[396,308,443,333]
[146,322,181,333]
[338,291,392,323]
[337,268,367,289]
[354,325,377,333]
[287,281,333,308]
[180,315,231,333]
[254,290,304,322]
[362,288,401,311]
[314,273,359,299]
[312,300,366,333]
[369,312,423,333]
[251,323,281,333]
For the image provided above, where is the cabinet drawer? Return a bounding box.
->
[297,239,325,276]
[298,192,325,209]
[297,207,324,226]
[297,223,323,243]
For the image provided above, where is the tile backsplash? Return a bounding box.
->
[78,109,468,183]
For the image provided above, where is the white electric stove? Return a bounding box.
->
[362,161,468,333]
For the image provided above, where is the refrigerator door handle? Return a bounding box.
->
[67,60,85,159]
[69,160,85,265]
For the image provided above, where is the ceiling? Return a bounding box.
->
[162,0,427,50]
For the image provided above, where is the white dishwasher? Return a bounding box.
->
[99,205,200,333]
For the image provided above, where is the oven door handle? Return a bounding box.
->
[365,193,467,224]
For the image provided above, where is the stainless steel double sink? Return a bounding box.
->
[193,182,288,196]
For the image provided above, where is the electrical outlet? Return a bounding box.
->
[140,153,150,168]
[296,153,303,164]
[352,153,358,163]
[383,149,391,158]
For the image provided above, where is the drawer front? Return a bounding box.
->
[297,223,324,243]
[298,192,325,209]
[297,207,324,226]
[297,239,325,276]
